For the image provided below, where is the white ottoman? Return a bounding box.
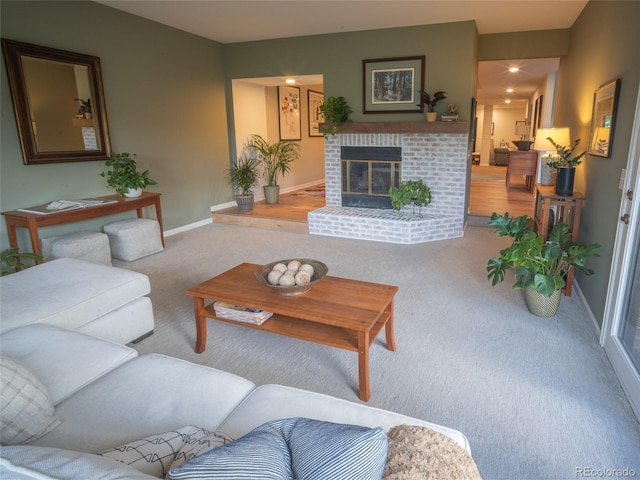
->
[103,218,163,261]
[41,231,111,266]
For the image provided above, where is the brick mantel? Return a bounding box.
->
[322,121,469,134]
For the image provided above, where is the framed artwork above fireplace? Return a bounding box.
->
[362,56,425,114]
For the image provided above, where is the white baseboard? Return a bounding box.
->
[164,218,212,237]
[573,279,602,342]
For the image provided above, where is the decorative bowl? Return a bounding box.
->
[255,259,328,296]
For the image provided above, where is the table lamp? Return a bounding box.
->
[514,123,532,150]
[534,127,571,186]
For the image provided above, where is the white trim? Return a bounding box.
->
[165,218,212,237]
[572,280,601,340]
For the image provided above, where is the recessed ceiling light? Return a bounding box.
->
[285,78,296,84]
[508,67,519,73]
[505,99,511,104]
[506,88,514,93]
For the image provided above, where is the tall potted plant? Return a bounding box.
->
[544,137,586,196]
[486,212,599,317]
[226,152,260,211]
[248,134,300,204]
[100,153,157,197]
[419,90,447,121]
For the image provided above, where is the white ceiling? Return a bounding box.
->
[97,0,586,106]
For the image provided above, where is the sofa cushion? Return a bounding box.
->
[0,446,157,479]
[98,426,234,477]
[0,324,138,405]
[31,354,256,454]
[217,384,471,452]
[383,424,482,480]
[167,418,387,480]
[0,354,60,445]
[0,258,150,334]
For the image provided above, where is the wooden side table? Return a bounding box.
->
[534,184,585,296]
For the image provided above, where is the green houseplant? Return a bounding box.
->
[486,212,599,317]
[389,179,432,217]
[1,247,43,275]
[248,134,300,204]
[101,153,157,197]
[419,90,447,121]
[544,137,586,196]
[318,96,353,136]
[225,152,260,211]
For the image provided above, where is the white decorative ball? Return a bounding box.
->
[267,270,283,285]
[295,271,311,286]
[299,264,314,276]
[287,260,302,271]
[278,273,296,286]
[272,263,288,273]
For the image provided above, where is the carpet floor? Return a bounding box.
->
[117,223,640,480]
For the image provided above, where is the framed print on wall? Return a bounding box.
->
[588,79,620,158]
[278,85,301,140]
[362,56,425,114]
[308,90,324,137]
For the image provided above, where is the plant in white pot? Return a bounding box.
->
[225,152,260,212]
[486,212,599,317]
[101,152,157,197]
[248,134,300,204]
[419,90,447,121]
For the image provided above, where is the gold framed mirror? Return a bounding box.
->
[2,38,111,165]
[588,78,620,158]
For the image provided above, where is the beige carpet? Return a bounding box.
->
[115,223,640,480]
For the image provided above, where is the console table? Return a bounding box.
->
[506,150,538,193]
[2,192,164,262]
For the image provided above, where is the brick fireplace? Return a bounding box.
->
[308,121,470,244]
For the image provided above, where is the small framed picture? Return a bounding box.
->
[362,56,425,114]
[588,79,620,158]
[307,90,324,137]
[278,85,301,141]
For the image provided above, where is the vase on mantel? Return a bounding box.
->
[425,112,438,122]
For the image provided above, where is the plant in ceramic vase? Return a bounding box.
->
[226,152,260,211]
[419,90,447,121]
[318,96,353,136]
[1,248,44,275]
[248,134,300,204]
[544,137,586,196]
[486,212,599,317]
[101,152,157,197]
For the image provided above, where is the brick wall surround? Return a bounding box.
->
[308,122,469,244]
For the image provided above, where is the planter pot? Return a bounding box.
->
[524,286,561,318]
[425,112,438,122]
[124,187,142,198]
[235,194,254,212]
[555,167,576,196]
[263,185,280,204]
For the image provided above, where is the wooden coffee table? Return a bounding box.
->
[186,263,398,401]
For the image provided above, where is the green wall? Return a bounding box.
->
[0,1,230,249]
[554,0,640,326]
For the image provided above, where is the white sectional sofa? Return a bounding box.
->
[0,324,479,479]
[0,258,154,344]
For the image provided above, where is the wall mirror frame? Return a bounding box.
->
[2,38,111,165]
[588,78,620,158]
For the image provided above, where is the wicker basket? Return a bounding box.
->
[213,301,273,325]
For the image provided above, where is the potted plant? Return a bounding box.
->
[248,134,300,204]
[100,152,157,197]
[388,179,432,217]
[225,152,260,212]
[419,90,447,121]
[544,137,586,196]
[1,247,43,275]
[486,212,599,317]
[318,96,353,136]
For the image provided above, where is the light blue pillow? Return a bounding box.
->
[167,418,388,480]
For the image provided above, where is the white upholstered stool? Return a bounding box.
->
[103,218,163,261]
[41,231,112,266]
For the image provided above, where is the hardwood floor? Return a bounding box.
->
[212,168,535,232]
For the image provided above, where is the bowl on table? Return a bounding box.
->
[255,259,328,296]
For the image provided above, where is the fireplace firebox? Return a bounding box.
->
[340,146,401,208]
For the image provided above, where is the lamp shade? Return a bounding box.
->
[533,127,570,152]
